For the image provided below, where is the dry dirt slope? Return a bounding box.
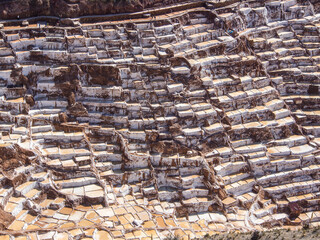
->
[190,225,320,240]
[0,0,191,19]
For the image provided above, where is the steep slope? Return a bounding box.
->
[0,0,320,239]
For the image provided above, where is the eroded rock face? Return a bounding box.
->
[1,0,320,238]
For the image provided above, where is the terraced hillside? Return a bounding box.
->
[1,0,320,239]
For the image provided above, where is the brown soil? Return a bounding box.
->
[0,208,15,230]
[0,0,190,20]
[0,144,35,173]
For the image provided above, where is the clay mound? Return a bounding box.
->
[0,144,34,172]
[0,208,14,230]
